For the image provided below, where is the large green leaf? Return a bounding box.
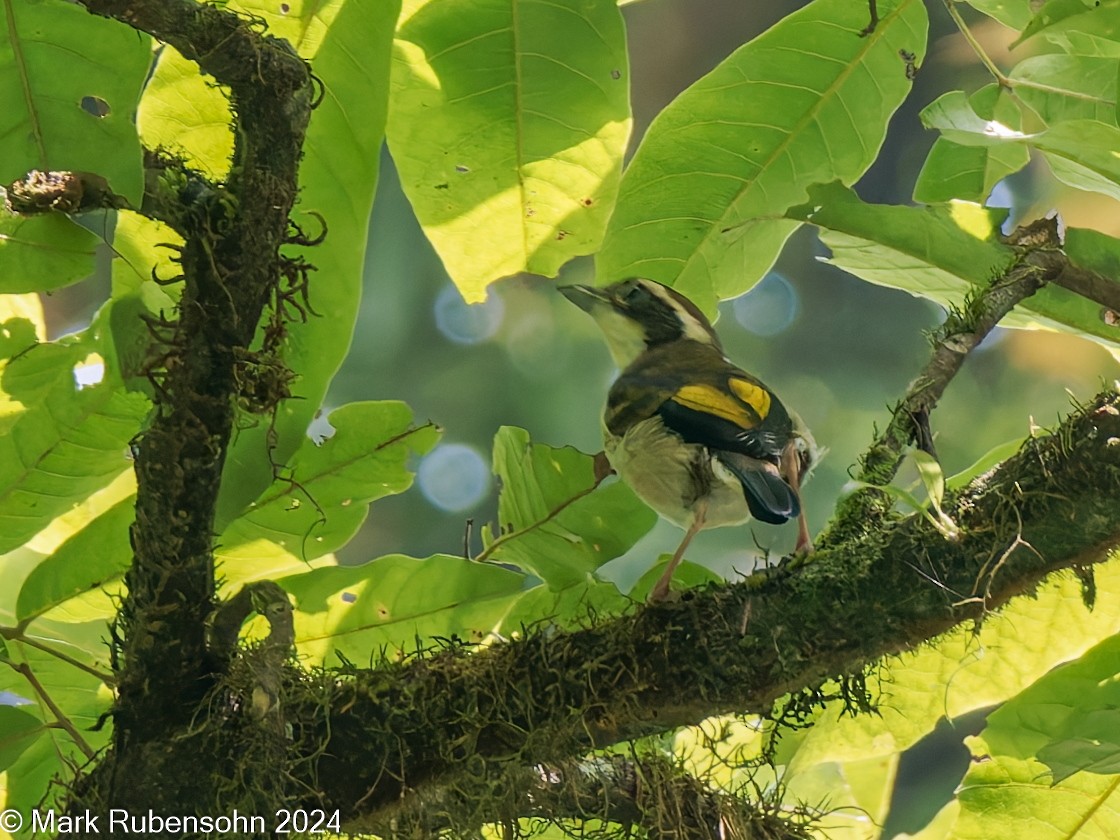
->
[279,554,527,664]
[788,182,1120,347]
[913,85,1029,204]
[219,401,439,563]
[986,633,1120,782]
[596,0,928,314]
[0,335,149,555]
[387,0,631,302]
[479,427,657,588]
[9,401,436,626]
[214,0,402,527]
[780,549,1120,769]
[0,212,100,294]
[0,0,150,201]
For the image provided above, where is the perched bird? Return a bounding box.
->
[560,278,815,601]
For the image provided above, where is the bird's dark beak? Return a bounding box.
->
[558,284,611,313]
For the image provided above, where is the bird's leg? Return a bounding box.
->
[592,450,615,483]
[781,441,813,555]
[649,499,707,603]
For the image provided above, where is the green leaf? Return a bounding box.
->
[0,0,150,201]
[596,0,928,313]
[946,437,1025,491]
[951,735,1120,838]
[279,554,527,663]
[1015,0,1120,48]
[919,89,1027,142]
[219,402,439,564]
[1063,227,1120,297]
[913,85,1029,204]
[1035,120,1120,200]
[789,181,1013,308]
[984,633,1120,782]
[479,427,657,588]
[0,337,149,554]
[1010,54,1118,125]
[215,0,401,528]
[1043,26,1120,56]
[387,0,631,302]
[0,293,45,341]
[964,0,1036,29]
[137,46,234,179]
[0,706,44,773]
[495,578,631,636]
[0,212,100,294]
[909,449,959,538]
[15,498,133,625]
[789,182,1120,347]
[628,558,721,601]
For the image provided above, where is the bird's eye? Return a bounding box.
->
[624,283,647,304]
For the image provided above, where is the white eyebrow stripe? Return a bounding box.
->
[640,280,717,345]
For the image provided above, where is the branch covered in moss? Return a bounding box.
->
[73,0,313,744]
[285,388,1120,824]
[359,754,815,840]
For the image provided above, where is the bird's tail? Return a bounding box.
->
[715,452,800,524]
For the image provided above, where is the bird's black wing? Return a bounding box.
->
[606,346,799,523]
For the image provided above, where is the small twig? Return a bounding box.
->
[13,662,96,760]
[1,631,116,686]
[818,225,1068,544]
[859,0,879,36]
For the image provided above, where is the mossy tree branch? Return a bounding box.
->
[360,754,815,840]
[73,0,313,745]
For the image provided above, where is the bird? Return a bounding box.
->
[560,277,815,602]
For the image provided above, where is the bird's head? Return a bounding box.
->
[559,278,721,368]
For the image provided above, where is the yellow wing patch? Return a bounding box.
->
[673,383,760,429]
[729,378,771,420]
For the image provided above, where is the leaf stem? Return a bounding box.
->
[476,469,611,564]
[943,0,1011,89]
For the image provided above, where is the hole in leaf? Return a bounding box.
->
[73,352,105,390]
[80,95,111,118]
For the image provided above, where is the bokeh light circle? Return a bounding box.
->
[418,443,490,512]
[433,285,505,344]
[731,272,799,336]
